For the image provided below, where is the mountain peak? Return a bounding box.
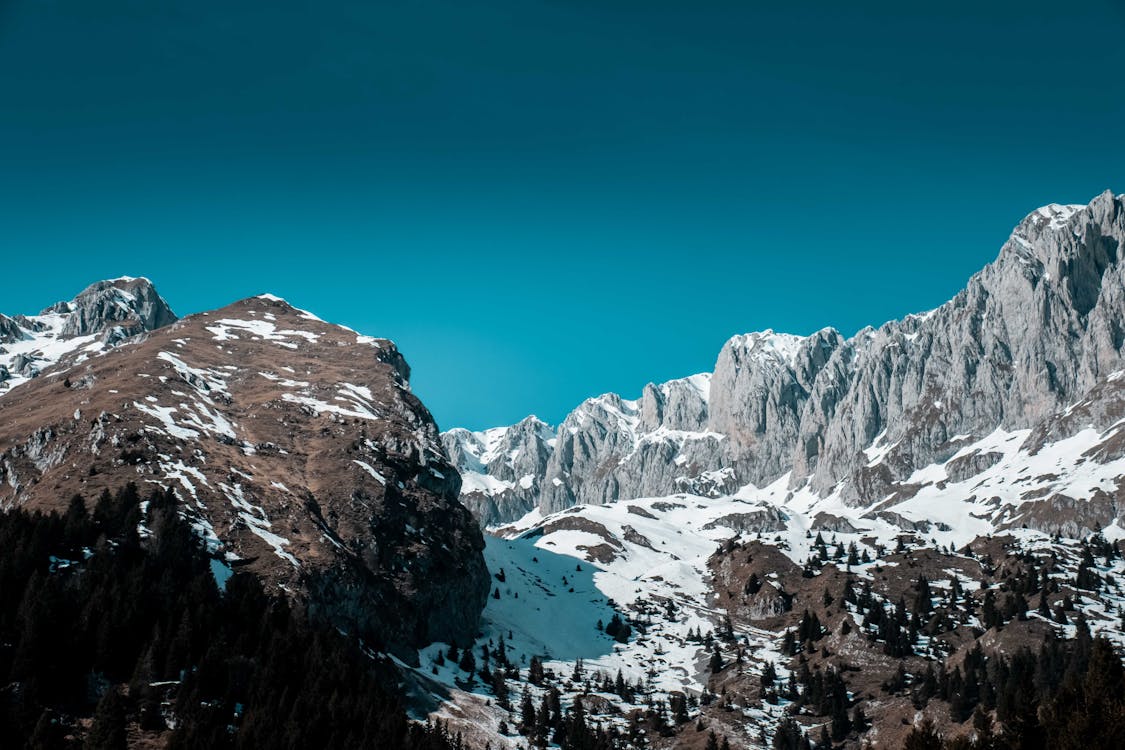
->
[722,329,808,368]
[53,276,177,338]
[0,282,489,652]
[1030,201,1085,231]
[1009,190,1120,251]
[1,278,179,392]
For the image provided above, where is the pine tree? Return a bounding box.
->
[85,688,127,750]
[458,646,476,673]
[902,719,943,750]
[528,654,545,685]
[709,647,725,674]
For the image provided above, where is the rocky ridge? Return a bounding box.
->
[445,191,1125,538]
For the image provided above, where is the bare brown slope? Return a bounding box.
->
[0,294,488,655]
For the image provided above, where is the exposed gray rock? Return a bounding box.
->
[795,192,1125,505]
[10,354,40,378]
[538,375,727,515]
[12,315,47,333]
[945,451,1004,483]
[1,278,179,396]
[638,374,709,432]
[702,507,789,534]
[709,328,843,486]
[864,511,951,534]
[810,513,859,533]
[56,277,177,339]
[1003,488,1119,538]
[441,416,554,526]
[445,192,1125,537]
[0,315,26,345]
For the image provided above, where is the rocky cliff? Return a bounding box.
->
[445,191,1125,535]
[0,289,490,655]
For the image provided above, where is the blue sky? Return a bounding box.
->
[1,1,1122,430]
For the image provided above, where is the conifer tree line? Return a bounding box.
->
[0,484,462,749]
[438,626,738,750]
[6,483,1125,749]
[898,620,1125,749]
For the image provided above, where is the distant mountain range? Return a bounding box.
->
[444,190,1125,543]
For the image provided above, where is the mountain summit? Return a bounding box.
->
[0,277,177,391]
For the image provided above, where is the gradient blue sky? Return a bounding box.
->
[1,1,1123,430]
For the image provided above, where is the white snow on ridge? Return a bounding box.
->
[220,481,299,567]
[0,312,98,393]
[133,401,201,440]
[1033,202,1084,230]
[157,351,230,396]
[460,471,515,495]
[205,318,320,349]
[259,371,310,388]
[281,384,380,420]
[682,372,712,400]
[725,329,806,367]
[446,418,555,475]
[253,295,384,349]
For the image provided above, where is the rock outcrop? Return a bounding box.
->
[538,374,731,514]
[0,277,179,393]
[56,277,178,338]
[0,314,25,344]
[796,191,1125,502]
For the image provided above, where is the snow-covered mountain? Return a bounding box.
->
[416,191,1125,749]
[414,469,1125,748]
[424,186,1125,747]
[5,191,1125,750]
[445,191,1125,542]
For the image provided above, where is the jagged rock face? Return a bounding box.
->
[57,277,178,338]
[538,375,730,515]
[0,314,25,345]
[709,328,843,486]
[796,191,1125,502]
[441,416,555,526]
[0,294,489,655]
[0,277,179,394]
[638,374,709,432]
[444,191,1125,532]
[445,379,731,526]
